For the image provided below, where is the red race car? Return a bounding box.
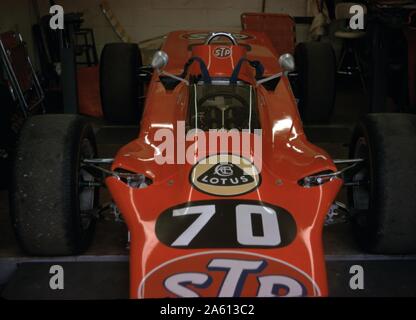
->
[10,30,416,298]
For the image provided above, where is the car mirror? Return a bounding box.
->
[279,53,295,73]
[151,50,169,71]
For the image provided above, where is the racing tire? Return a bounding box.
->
[10,114,99,256]
[100,43,144,124]
[348,113,416,253]
[294,42,336,123]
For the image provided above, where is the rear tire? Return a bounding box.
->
[294,42,336,123]
[348,113,416,253]
[100,43,144,124]
[10,115,98,256]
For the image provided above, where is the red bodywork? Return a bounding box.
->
[106,30,342,298]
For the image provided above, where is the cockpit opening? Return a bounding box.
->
[186,84,260,132]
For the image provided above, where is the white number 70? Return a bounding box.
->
[171,204,281,247]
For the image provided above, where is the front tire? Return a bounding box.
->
[349,113,416,253]
[10,115,98,256]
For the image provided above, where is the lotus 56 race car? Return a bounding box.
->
[10,30,416,298]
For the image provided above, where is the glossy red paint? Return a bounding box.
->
[106,30,342,298]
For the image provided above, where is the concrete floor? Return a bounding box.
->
[4,76,415,298]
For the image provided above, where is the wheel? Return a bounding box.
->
[348,113,416,253]
[100,43,144,124]
[294,41,336,123]
[10,114,99,256]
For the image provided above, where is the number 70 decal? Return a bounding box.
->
[171,204,281,247]
[171,205,216,246]
[155,200,297,249]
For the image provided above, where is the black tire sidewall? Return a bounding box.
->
[10,115,98,255]
[349,120,378,251]
[349,114,416,253]
[66,118,98,251]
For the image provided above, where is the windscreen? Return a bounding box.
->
[187,84,260,132]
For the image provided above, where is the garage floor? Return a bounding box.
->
[1,77,416,298]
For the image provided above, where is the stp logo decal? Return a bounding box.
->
[213,46,231,58]
[138,251,321,298]
[190,154,261,196]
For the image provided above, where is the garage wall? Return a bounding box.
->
[0,0,311,68]
[0,0,37,63]
[36,0,309,55]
